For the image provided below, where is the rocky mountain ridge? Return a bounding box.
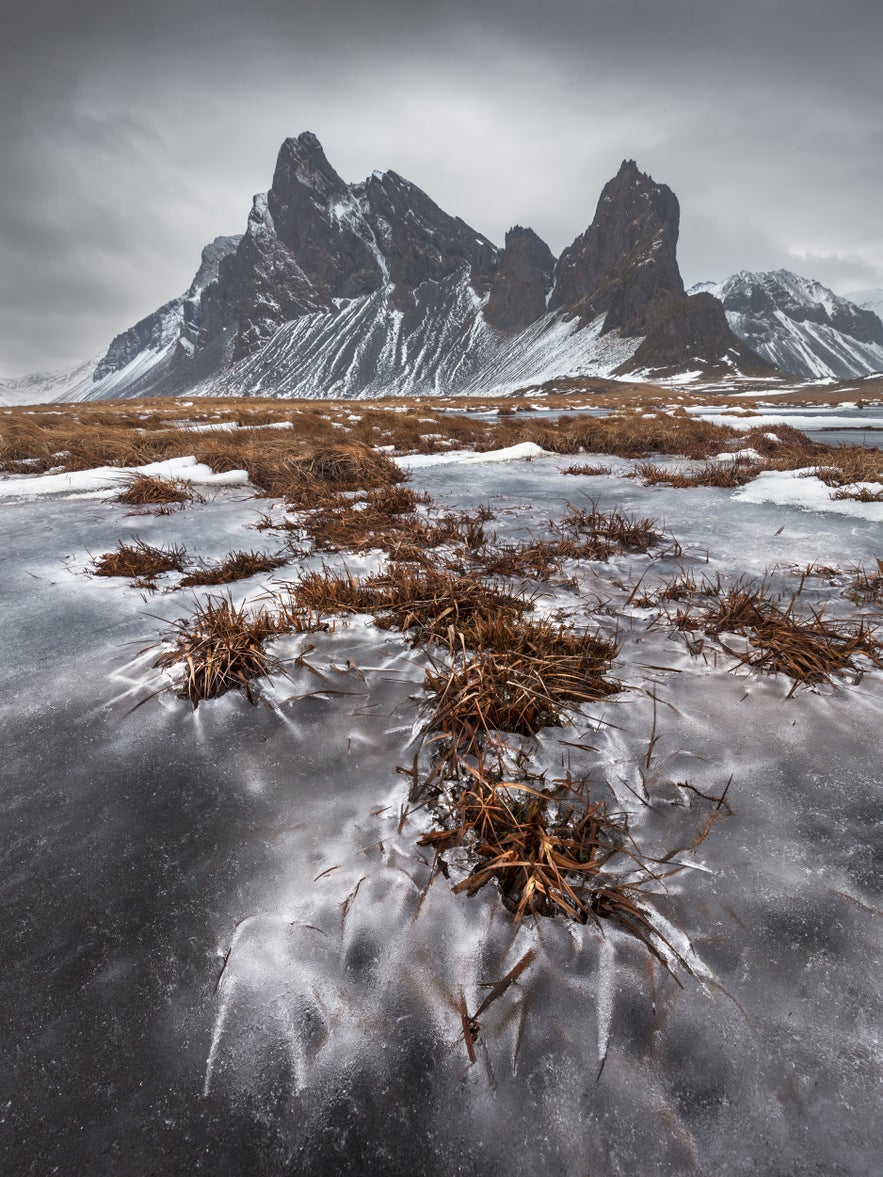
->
[28,134,775,402]
[693,269,883,379]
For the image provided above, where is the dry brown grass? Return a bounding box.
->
[277,563,527,644]
[499,411,740,460]
[420,777,630,923]
[830,485,883,503]
[561,462,613,476]
[151,595,283,706]
[116,473,204,506]
[469,539,566,580]
[660,575,882,689]
[631,459,763,489]
[555,502,672,556]
[419,615,619,771]
[92,540,185,582]
[845,561,883,606]
[178,550,287,587]
[736,610,881,690]
[284,443,405,495]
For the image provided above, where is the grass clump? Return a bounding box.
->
[845,561,883,606]
[561,462,613,476]
[92,540,185,583]
[278,563,527,644]
[116,473,204,507]
[152,596,283,706]
[737,611,880,690]
[555,502,671,555]
[283,443,405,500]
[664,575,882,690]
[421,778,629,923]
[178,550,287,587]
[632,459,763,489]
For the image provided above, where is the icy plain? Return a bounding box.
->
[1,442,881,1176]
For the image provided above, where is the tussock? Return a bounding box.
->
[92,540,184,582]
[556,502,670,555]
[179,550,287,587]
[278,563,527,643]
[151,595,283,706]
[661,576,882,689]
[631,459,763,489]
[117,473,204,506]
[562,462,613,476]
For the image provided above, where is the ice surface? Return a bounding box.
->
[2,452,881,1176]
[733,468,883,522]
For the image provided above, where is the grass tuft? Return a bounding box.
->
[116,473,204,506]
[92,540,185,582]
[178,550,287,587]
[151,595,283,706]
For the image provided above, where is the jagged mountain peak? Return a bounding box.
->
[484,226,555,333]
[548,157,683,336]
[80,136,770,402]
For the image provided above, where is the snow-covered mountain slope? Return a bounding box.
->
[71,135,767,402]
[0,357,99,406]
[211,289,639,399]
[77,236,241,401]
[846,287,883,323]
[692,270,883,379]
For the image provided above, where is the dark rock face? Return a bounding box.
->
[549,159,684,334]
[197,132,499,362]
[620,293,777,377]
[484,227,555,332]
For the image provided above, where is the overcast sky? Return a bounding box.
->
[1,0,881,375]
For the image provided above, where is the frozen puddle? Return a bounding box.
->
[1,461,881,1177]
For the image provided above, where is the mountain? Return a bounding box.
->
[81,235,242,400]
[846,287,883,324]
[692,270,883,379]
[72,134,769,402]
[0,357,99,406]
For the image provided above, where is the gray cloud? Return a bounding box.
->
[1,0,881,373]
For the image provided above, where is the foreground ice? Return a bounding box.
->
[1,451,881,1176]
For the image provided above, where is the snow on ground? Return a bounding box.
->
[734,468,883,522]
[396,440,546,469]
[2,445,881,1176]
[0,455,249,499]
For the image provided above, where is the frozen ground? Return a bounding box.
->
[1,448,881,1176]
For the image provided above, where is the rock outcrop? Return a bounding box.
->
[484,227,555,332]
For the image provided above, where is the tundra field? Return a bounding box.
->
[1,381,882,1177]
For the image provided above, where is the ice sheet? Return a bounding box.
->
[2,460,881,1177]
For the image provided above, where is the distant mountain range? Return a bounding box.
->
[846,287,883,324]
[5,135,883,403]
[691,270,883,380]
[5,133,774,404]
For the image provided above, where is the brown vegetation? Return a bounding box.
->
[178,550,287,587]
[151,595,283,706]
[92,540,185,583]
[117,473,204,507]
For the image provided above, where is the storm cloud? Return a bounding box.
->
[1,0,881,374]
